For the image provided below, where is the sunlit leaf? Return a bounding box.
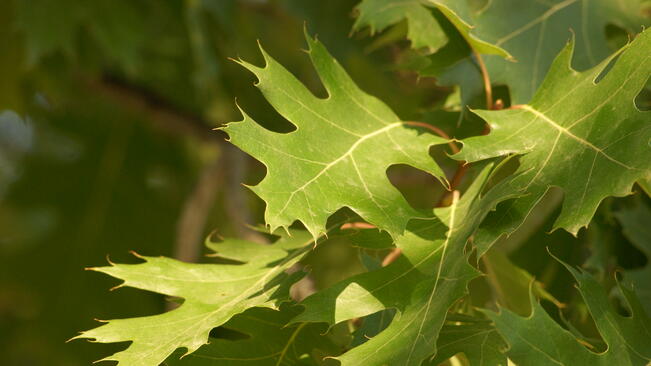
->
[74,231,319,365]
[224,32,449,238]
[456,29,651,251]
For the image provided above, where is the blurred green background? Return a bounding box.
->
[0,1,451,364]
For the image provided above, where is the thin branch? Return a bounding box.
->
[175,153,224,262]
[473,50,493,110]
[436,50,497,204]
[403,121,460,154]
[83,75,226,143]
[84,74,266,258]
[382,248,403,267]
[340,222,377,230]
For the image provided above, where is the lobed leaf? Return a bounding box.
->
[486,259,651,365]
[73,231,319,365]
[458,0,650,103]
[223,32,449,238]
[353,0,508,56]
[456,29,651,252]
[165,306,341,365]
[295,164,521,365]
[354,0,649,104]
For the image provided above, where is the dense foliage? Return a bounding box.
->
[2,0,650,365]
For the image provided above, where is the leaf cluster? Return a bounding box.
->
[69,1,651,365]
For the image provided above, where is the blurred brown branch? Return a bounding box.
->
[83,74,263,262]
[83,74,227,144]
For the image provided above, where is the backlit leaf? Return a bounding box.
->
[456,29,651,251]
[73,231,319,365]
[223,32,449,238]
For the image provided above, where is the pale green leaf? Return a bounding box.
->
[223,33,449,238]
[73,231,319,365]
[334,166,513,366]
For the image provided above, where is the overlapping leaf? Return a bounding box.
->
[294,165,521,365]
[425,320,507,365]
[455,30,651,251]
[353,0,507,56]
[73,231,318,365]
[354,0,649,104]
[486,262,651,365]
[463,0,650,103]
[166,306,341,365]
[223,33,449,239]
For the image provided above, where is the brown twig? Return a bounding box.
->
[473,50,493,111]
[340,222,377,230]
[84,74,266,259]
[83,74,226,143]
[175,152,224,262]
[382,248,403,267]
[403,121,460,155]
[339,222,403,266]
[436,50,498,204]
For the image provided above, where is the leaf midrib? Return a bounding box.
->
[519,105,636,170]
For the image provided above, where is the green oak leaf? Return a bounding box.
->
[353,0,508,56]
[223,32,449,238]
[356,0,649,104]
[455,29,651,251]
[166,306,341,365]
[460,0,650,103]
[73,231,320,365]
[295,164,521,365]
[425,319,507,366]
[614,198,651,314]
[485,261,651,365]
[354,0,447,53]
